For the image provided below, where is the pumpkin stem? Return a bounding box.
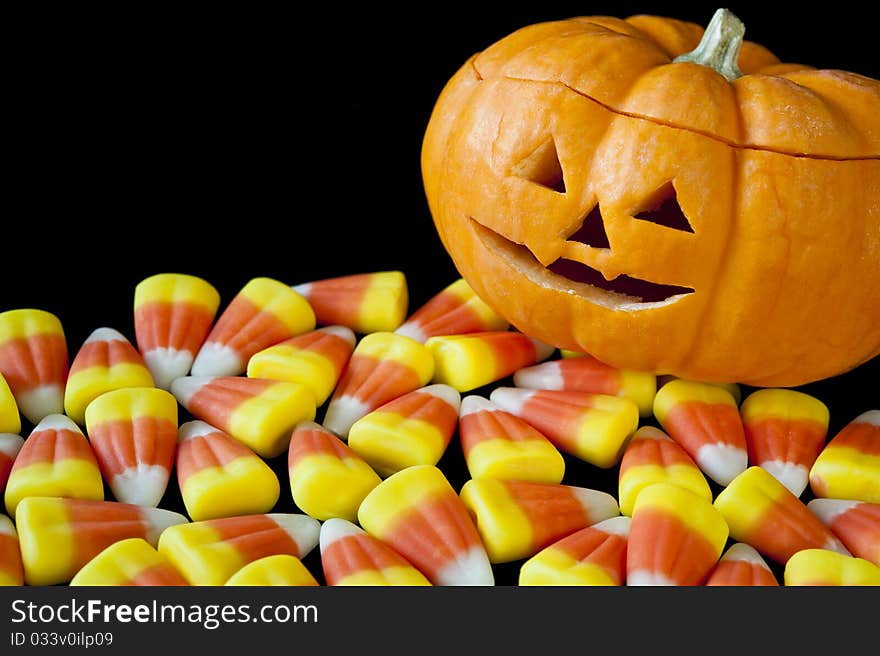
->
[673,8,745,82]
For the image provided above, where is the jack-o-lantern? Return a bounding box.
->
[422,9,879,387]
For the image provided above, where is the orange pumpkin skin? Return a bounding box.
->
[422,13,880,387]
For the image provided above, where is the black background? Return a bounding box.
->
[4,2,878,587]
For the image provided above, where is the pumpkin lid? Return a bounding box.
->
[472,13,880,160]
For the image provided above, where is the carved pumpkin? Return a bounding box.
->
[421,9,880,387]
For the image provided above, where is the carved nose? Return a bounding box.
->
[567,205,610,249]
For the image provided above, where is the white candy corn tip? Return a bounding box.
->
[528,337,557,363]
[323,395,371,439]
[16,385,65,426]
[178,420,222,443]
[291,282,312,297]
[489,387,535,416]
[572,487,620,524]
[513,360,563,391]
[267,514,321,558]
[759,461,809,497]
[591,515,631,538]
[721,543,770,567]
[143,347,195,391]
[459,395,498,418]
[319,518,366,554]
[31,413,83,435]
[191,342,244,377]
[627,570,677,586]
[320,325,357,347]
[695,444,748,486]
[808,498,861,525]
[419,384,461,412]
[0,514,16,536]
[434,546,495,586]
[142,507,189,545]
[393,322,427,343]
[84,327,129,344]
[169,376,216,408]
[824,537,852,556]
[111,465,170,507]
[852,409,880,426]
[0,433,24,459]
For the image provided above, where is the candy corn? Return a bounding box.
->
[657,375,742,405]
[133,273,221,390]
[288,421,381,522]
[458,395,564,484]
[740,388,829,496]
[323,332,434,439]
[489,387,639,468]
[653,379,748,486]
[395,278,508,343]
[176,421,280,521]
[808,499,880,566]
[158,513,320,586]
[348,384,460,476]
[63,327,155,425]
[225,555,319,586]
[617,426,712,517]
[0,373,21,436]
[704,543,779,586]
[460,478,619,564]
[358,465,494,585]
[70,538,189,586]
[784,549,880,586]
[809,410,879,504]
[84,387,178,507]
[714,466,849,565]
[171,376,316,458]
[246,325,356,406]
[5,415,104,516]
[293,271,408,334]
[0,309,68,425]
[426,331,554,393]
[513,356,657,417]
[518,516,630,586]
[319,518,431,586]
[191,277,316,377]
[0,434,24,494]
[0,514,23,586]
[627,483,728,585]
[15,496,187,586]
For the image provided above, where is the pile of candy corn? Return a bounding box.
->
[0,271,877,587]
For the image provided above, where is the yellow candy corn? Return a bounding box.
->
[784,549,880,586]
[460,478,619,564]
[617,426,712,517]
[246,325,356,406]
[348,384,460,477]
[426,331,554,393]
[176,421,280,522]
[15,497,188,586]
[192,277,316,377]
[810,410,880,504]
[293,271,409,335]
[171,376,316,458]
[158,513,320,586]
[288,421,381,522]
[225,554,319,586]
[5,415,104,516]
[0,373,21,436]
[0,514,24,586]
[64,327,155,425]
[133,272,222,390]
[0,309,69,425]
[70,538,188,586]
[458,395,565,484]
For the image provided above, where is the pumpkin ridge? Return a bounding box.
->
[474,73,879,162]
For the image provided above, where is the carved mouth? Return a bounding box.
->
[471,219,694,309]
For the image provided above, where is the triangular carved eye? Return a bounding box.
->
[633,183,694,233]
[510,137,565,193]
[566,205,609,249]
